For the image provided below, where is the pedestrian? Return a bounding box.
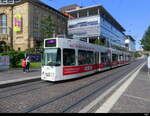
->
[26,56,30,72]
[22,58,26,73]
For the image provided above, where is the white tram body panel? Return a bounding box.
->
[41,38,130,82]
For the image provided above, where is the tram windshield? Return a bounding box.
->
[43,48,61,66]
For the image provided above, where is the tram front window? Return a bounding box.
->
[43,48,61,66]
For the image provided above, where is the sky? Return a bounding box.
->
[42,0,150,50]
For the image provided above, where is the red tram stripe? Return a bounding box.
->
[63,64,105,75]
[63,61,129,76]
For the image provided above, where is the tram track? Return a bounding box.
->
[0,59,144,113]
[0,63,130,100]
[24,60,144,113]
[62,62,141,112]
[0,81,54,100]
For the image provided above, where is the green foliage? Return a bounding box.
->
[40,15,55,39]
[0,50,25,68]
[141,26,150,51]
[133,51,141,58]
[0,42,12,53]
[95,39,105,46]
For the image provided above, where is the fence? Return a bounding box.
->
[0,56,10,71]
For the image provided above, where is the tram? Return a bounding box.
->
[41,38,130,82]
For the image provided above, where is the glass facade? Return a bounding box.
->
[0,14,7,34]
[67,5,126,49]
[100,17,125,48]
[68,15,125,48]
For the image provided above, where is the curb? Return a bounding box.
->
[0,76,41,88]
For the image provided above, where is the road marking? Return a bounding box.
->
[79,62,146,113]
[95,62,145,113]
[123,94,150,103]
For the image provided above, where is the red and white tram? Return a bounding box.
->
[41,38,130,82]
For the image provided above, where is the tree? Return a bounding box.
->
[40,15,55,39]
[141,26,150,51]
[133,51,141,58]
[35,15,55,51]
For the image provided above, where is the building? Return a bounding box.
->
[0,0,68,51]
[125,35,136,52]
[59,4,81,12]
[61,5,126,49]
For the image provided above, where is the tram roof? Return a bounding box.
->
[44,38,130,55]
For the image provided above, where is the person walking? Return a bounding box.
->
[26,56,30,72]
[22,58,26,73]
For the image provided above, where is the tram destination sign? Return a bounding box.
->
[45,39,56,47]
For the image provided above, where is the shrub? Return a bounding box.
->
[0,50,25,68]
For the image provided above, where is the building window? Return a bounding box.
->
[0,14,7,34]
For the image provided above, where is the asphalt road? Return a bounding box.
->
[0,59,145,113]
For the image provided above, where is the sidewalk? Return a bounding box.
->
[0,68,41,88]
[109,64,150,113]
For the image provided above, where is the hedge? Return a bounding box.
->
[0,51,25,68]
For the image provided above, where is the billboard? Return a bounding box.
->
[13,14,22,32]
[68,15,100,38]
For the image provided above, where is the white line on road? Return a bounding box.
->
[95,62,146,113]
[79,62,146,113]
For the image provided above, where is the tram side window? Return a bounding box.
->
[63,49,76,66]
[78,50,87,65]
[112,54,118,62]
[101,53,107,63]
[87,51,94,64]
[78,50,94,65]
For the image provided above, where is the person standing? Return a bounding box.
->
[22,58,26,73]
[26,56,30,72]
